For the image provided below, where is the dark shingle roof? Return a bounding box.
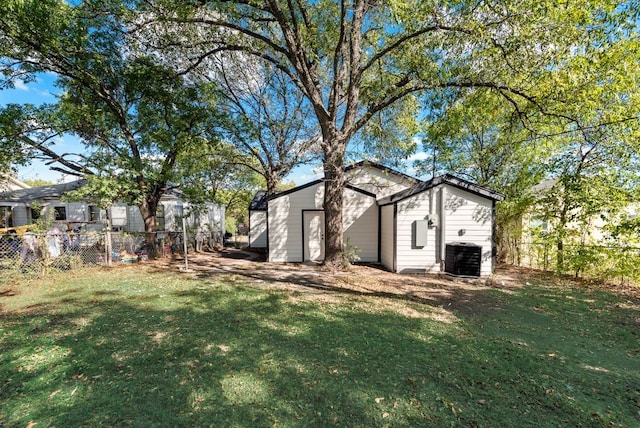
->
[345,160,421,184]
[249,190,268,211]
[0,180,88,203]
[378,174,504,205]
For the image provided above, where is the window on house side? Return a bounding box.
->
[88,205,100,222]
[156,205,165,231]
[0,206,12,228]
[54,206,67,221]
[31,205,41,221]
[530,217,549,232]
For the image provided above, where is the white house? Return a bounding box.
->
[0,180,225,235]
[256,161,504,276]
[248,190,268,248]
[378,174,503,275]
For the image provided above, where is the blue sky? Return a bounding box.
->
[0,73,325,185]
[1,73,426,186]
[0,73,82,183]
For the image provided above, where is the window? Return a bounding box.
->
[54,206,67,221]
[156,205,165,231]
[0,206,12,228]
[88,205,101,222]
[31,205,41,221]
[530,217,549,232]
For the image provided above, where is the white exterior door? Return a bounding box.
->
[303,210,325,262]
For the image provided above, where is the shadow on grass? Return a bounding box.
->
[1,274,639,427]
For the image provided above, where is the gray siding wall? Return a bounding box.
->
[394,189,439,273]
[110,204,128,227]
[11,205,29,226]
[2,198,223,234]
[66,203,86,222]
[346,166,413,199]
[249,211,267,248]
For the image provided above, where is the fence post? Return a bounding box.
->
[105,230,112,266]
[182,219,189,271]
[105,207,113,267]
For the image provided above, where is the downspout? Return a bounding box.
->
[377,204,381,263]
[393,203,397,272]
[439,186,447,272]
[492,200,497,273]
[429,188,436,272]
[265,200,270,262]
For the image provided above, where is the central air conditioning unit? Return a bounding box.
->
[445,242,482,277]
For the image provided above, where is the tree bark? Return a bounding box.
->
[139,195,160,258]
[322,137,348,269]
[266,172,279,195]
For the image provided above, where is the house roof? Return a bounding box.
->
[0,180,88,203]
[266,161,419,202]
[378,174,505,206]
[249,190,268,211]
[267,179,377,201]
[0,174,31,191]
[345,160,421,185]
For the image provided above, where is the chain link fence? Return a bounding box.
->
[0,229,223,282]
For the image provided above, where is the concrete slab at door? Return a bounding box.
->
[303,210,325,261]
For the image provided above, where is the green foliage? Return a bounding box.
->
[0,0,231,236]
[343,238,361,263]
[176,142,263,233]
[63,175,139,209]
[21,178,54,187]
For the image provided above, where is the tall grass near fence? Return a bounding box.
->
[518,242,640,285]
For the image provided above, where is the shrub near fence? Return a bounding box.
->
[0,231,193,282]
[519,242,640,285]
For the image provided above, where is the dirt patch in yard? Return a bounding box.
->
[143,248,640,313]
[142,249,537,315]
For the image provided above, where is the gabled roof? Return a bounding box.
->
[0,180,88,203]
[345,160,421,185]
[0,174,30,191]
[249,190,268,211]
[378,174,505,206]
[267,178,377,201]
[266,161,419,202]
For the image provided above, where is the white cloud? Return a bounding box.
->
[407,151,429,162]
[13,79,29,91]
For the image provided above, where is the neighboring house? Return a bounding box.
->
[0,180,225,235]
[518,179,640,272]
[252,161,504,276]
[0,174,30,192]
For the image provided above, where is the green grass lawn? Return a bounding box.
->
[1,266,639,427]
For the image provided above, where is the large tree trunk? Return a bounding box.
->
[322,140,348,269]
[266,172,279,195]
[139,197,160,258]
[556,205,568,274]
